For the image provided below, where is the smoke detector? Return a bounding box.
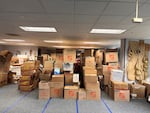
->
[132,0,143,23]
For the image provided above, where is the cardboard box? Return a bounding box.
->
[78,88,87,100]
[111,69,123,82]
[85,57,95,67]
[41,54,49,61]
[84,76,98,83]
[105,52,118,63]
[19,81,32,86]
[51,74,64,82]
[44,61,53,71]
[83,66,96,70]
[21,61,35,71]
[20,76,32,81]
[112,81,128,90]
[84,49,93,57]
[84,69,97,75]
[130,84,146,99]
[143,81,150,97]
[50,87,63,98]
[63,49,76,63]
[19,85,33,91]
[64,86,78,99]
[21,70,35,76]
[39,81,50,89]
[86,88,100,100]
[40,74,51,81]
[50,82,64,88]
[64,73,73,85]
[39,89,50,99]
[114,90,130,101]
[85,82,99,90]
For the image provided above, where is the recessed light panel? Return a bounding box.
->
[44,40,63,43]
[90,29,126,34]
[19,26,57,32]
[2,39,25,42]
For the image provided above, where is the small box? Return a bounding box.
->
[105,52,118,63]
[114,90,130,101]
[111,69,124,82]
[19,85,33,91]
[73,74,79,83]
[78,88,87,100]
[51,74,64,82]
[64,73,73,85]
[39,89,50,99]
[44,61,53,71]
[64,86,78,99]
[50,87,63,98]
[112,81,128,90]
[86,88,100,100]
[130,84,146,99]
[84,69,97,75]
[39,81,50,89]
[84,75,98,83]
[85,82,99,90]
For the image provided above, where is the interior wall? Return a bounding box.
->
[0,45,4,51]
[2,45,38,56]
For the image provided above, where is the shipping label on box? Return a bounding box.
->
[114,90,130,101]
[63,49,76,63]
[105,52,118,63]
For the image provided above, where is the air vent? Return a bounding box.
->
[5,33,20,36]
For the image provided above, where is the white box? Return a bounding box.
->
[111,69,123,82]
[73,74,79,83]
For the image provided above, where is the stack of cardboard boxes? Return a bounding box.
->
[0,50,12,86]
[39,81,50,99]
[19,61,40,91]
[83,57,100,100]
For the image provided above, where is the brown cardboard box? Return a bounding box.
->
[39,89,50,99]
[104,86,109,95]
[44,61,53,71]
[21,70,35,76]
[86,88,101,100]
[105,52,118,63]
[63,49,76,63]
[84,76,98,83]
[64,86,78,99]
[85,82,99,90]
[50,82,64,88]
[39,81,50,89]
[19,81,32,86]
[21,61,35,71]
[130,84,146,99]
[84,69,97,75]
[50,87,63,98]
[78,88,87,100]
[41,54,49,61]
[83,66,96,70]
[40,74,51,81]
[143,81,150,97]
[51,74,64,82]
[112,81,128,90]
[114,90,130,101]
[64,72,73,85]
[19,85,33,91]
[85,57,95,67]
[20,76,32,81]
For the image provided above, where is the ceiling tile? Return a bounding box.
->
[75,15,98,24]
[0,0,44,13]
[75,1,108,15]
[42,0,74,14]
[111,0,147,2]
[103,2,135,16]
[139,3,150,17]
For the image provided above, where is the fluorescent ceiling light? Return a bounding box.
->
[83,42,101,45]
[90,29,126,34]
[44,40,63,43]
[19,26,57,32]
[0,41,6,43]
[2,39,25,42]
[17,43,35,46]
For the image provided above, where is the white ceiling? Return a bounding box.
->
[0,0,150,48]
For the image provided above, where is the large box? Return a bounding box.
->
[85,57,95,67]
[21,61,35,71]
[84,75,98,83]
[50,82,64,88]
[64,72,73,85]
[44,61,53,71]
[130,84,146,99]
[114,90,130,101]
[86,88,101,100]
[63,49,76,63]
[85,82,99,90]
[50,87,63,98]
[84,69,97,75]
[111,69,124,82]
[105,52,118,63]
[108,85,113,99]
[39,89,50,99]
[39,81,50,89]
[20,76,32,81]
[112,81,128,90]
[78,88,87,100]
[41,54,49,61]
[51,74,64,82]
[64,86,78,99]
[19,85,33,91]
